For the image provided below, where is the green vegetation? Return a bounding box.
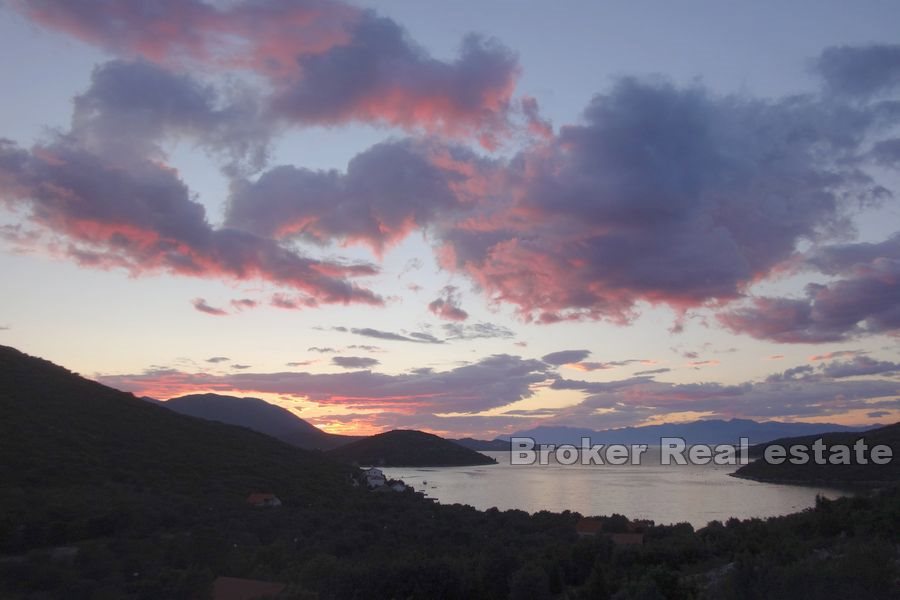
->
[1,345,898,599]
[734,423,900,486]
[327,429,498,467]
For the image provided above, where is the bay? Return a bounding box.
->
[381,449,849,528]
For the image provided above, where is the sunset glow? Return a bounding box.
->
[1,0,899,438]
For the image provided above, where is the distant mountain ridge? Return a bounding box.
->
[453,437,511,451]
[156,395,872,454]
[505,419,874,446]
[161,393,360,450]
[327,430,498,467]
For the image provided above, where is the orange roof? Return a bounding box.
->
[575,518,604,534]
[212,576,286,600]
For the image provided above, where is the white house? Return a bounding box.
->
[363,467,386,488]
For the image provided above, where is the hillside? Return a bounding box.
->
[328,430,498,467]
[162,393,358,450]
[0,348,354,500]
[1,345,898,599]
[733,423,900,486]
[452,437,511,451]
[164,395,502,454]
[509,418,870,446]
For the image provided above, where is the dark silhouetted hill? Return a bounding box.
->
[328,430,498,466]
[0,345,355,525]
[733,422,900,486]
[452,437,510,451]
[2,344,899,599]
[162,393,359,450]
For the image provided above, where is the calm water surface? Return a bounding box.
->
[382,450,850,528]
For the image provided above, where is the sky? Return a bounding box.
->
[1,0,899,438]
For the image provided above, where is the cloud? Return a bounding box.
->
[286,360,316,367]
[569,362,613,372]
[720,234,900,342]
[688,360,719,368]
[206,356,230,363]
[442,322,515,340]
[347,344,382,352]
[308,347,337,353]
[541,349,591,366]
[3,24,900,336]
[192,298,227,316]
[0,62,383,307]
[399,257,423,278]
[815,44,900,97]
[331,356,380,369]
[408,331,443,343]
[434,76,884,323]
[14,1,519,145]
[549,373,900,430]
[225,139,467,252]
[568,359,650,371]
[521,96,552,138]
[98,353,552,414]
[428,285,469,321]
[765,365,816,383]
[809,349,865,362]
[634,367,671,376]
[225,63,899,328]
[820,356,900,378]
[70,59,270,174]
[867,410,892,419]
[870,138,900,168]
[766,356,899,382]
[231,364,251,370]
[230,298,257,311]
[95,354,900,434]
[348,327,444,344]
[269,15,519,146]
[270,293,319,310]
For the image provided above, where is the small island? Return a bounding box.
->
[327,429,498,467]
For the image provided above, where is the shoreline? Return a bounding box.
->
[728,470,889,491]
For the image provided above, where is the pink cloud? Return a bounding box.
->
[428,286,469,321]
[93,358,900,435]
[0,138,382,307]
[14,1,519,145]
[721,235,900,342]
[98,354,551,414]
[13,0,356,74]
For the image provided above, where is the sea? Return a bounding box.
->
[381,449,850,528]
